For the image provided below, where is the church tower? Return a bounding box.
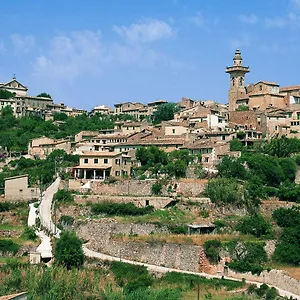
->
[226,49,250,111]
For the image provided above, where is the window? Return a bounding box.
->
[204,157,209,163]
[172,129,176,134]
[95,146,99,151]
[84,158,88,164]
[115,171,120,176]
[259,85,263,91]
[94,158,98,164]
[104,158,108,164]
[221,135,226,141]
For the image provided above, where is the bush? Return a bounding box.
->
[54,231,84,269]
[235,214,273,238]
[53,189,74,203]
[272,207,300,228]
[152,182,162,195]
[204,178,244,207]
[22,226,37,241]
[168,224,188,234]
[91,202,154,216]
[273,226,300,265]
[203,240,221,264]
[0,202,11,212]
[0,239,20,255]
[225,241,268,275]
[59,215,74,226]
[110,261,149,287]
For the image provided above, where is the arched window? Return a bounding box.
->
[239,77,243,86]
[232,77,235,86]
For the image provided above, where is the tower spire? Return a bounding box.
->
[226,49,250,111]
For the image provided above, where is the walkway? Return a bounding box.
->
[39,177,61,237]
[27,177,61,259]
[83,245,300,299]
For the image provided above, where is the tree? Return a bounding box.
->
[153,103,179,125]
[54,231,84,269]
[217,156,248,180]
[229,139,245,151]
[246,154,284,187]
[236,214,272,238]
[204,178,244,206]
[37,92,52,99]
[0,89,14,99]
[264,136,300,157]
[53,189,74,203]
[203,240,221,264]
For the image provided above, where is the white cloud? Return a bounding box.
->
[187,11,206,28]
[264,17,287,29]
[11,34,35,52]
[113,19,175,44]
[291,0,300,9]
[229,34,252,49]
[238,14,259,25]
[33,27,186,80]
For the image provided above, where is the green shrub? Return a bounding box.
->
[53,189,74,203]
[22,226,37,241]
[161,272,244,291]
[168,224,188,234]
[0,202,11,212]
[91,202,154,216]
[272,206,300,228]
[59,215,74,226]
[226,241,268,275]
[54,231,84,269]
[204,178,244,207]
[235,214,273,238]
[152,182,162,195]
[110,261,149,287]
[203,240,221,264]
[0,239,20,255]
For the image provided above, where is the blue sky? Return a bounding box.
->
[0,0,299,110]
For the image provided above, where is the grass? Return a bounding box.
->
[0,224,24,231]
[111,233,258,246]
[115,206,196,225]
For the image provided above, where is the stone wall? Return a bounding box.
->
[260,199,300,218]
[76,219,170,250]
[227,269,300,297]
[74,195,174,209]
[69,179,207,197]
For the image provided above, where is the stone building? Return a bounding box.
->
[4,174,40,201]
[73,151,131,180]
[226,50,288,112]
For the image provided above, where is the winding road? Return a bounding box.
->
[31,177,300,299]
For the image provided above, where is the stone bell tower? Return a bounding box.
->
[226,49,250,111]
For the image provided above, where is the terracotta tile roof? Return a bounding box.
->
[255,80,279,86]
[81,151,121,157]
[182,140,227,150]
[279,85,300,92]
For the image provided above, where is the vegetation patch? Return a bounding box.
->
[0,239,20,255]
[91,202,154,216]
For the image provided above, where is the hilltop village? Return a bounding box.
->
[1,49,299,175]
[1,50,300,299]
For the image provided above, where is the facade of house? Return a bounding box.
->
[73,151,131,180]
[4,174,40,201]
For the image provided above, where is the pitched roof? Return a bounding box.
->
[81,151,121,157]
[279,85,300,92]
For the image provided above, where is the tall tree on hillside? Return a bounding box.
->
[54,231,84,269]
[153,103,179,124]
